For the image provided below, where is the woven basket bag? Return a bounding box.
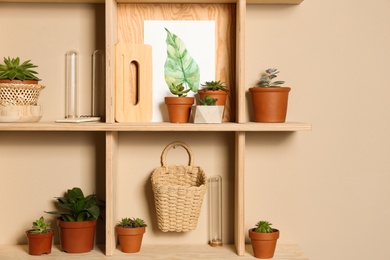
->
[0,83,45,106]
[151,141,207,232]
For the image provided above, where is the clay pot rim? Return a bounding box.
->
[248,228,280,240]
[0,79,39,84]
[249,86,291,93]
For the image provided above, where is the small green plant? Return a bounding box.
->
[254,221,274,233]
[200,80,228,92]
[199,95,218,106]
[117,217,147,228]
[29,216,52,234]
[168,82,191,97]
[45,187,105,222]
[257,68,285,87]
[0,57,40,81]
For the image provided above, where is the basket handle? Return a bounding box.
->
[161,141,194,167]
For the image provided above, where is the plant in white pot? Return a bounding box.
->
[116,217,147,253]
[25,216,54,256]
[198,80,229,107]
[249,68,290,123]
[45,187,105,253]
[0,57,45,122]
[164,28,200,123]
[193,95,224,124]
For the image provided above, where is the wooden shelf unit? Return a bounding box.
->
[0,0,309,259]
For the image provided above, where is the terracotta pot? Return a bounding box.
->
[249,87,290,123]
[58,219,97,253]
[165,97,194,123]
[197,90,228,106]
[116,226,146,253]
[26,230,54,255]
[0,79,38,84]
[249,228,279,259]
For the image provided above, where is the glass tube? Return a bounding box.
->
[208,175,222,247]
[66,50,79,118]
[92,50,105,117]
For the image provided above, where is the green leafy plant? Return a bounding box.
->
[257,68,285,87]
[168,83,191,97]
[45,187,105,222]
[117,217,147,228]
[164,28,200,96]
[200,80,228,92]
[199,95,218,106]
[28,216,52,234]
[0,57,40,81]
[254,221,274,233]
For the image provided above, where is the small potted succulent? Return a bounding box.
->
[164,28,200,123]
[25,216,54,256]
[249,68,290,123]
[45,187,105,253]
[198,80,229,107]
[116,217,147,253]
[248,221,280,259]
[193,95,224,124]
[0,57,45,122]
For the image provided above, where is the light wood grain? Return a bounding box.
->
[235,131,246,255]
[115,43,153,122]
[0,244,308,259]
[0,122,311,131]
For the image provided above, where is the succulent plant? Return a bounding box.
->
[29,216,52,234]
[257,68,285,87]
[168,82,191,97]
[0,57,40,81]
[117,217,147,228]
[200,80,228,92]
[254,221,274,233]
[199,95,218,106]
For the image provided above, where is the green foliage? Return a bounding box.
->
[168,83,191,97]
[164,28,200,94]
[201,80,228,92]
[257,68,285,87]
[0,57,40,81]
[199,95,218,106]
[45,187,105,222]
[29,216,51,234]
[254,221,274,233]
[117,217,147,228]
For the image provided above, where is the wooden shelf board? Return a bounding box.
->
[0,122,311,131]
[0,0,303,3]
[0,244,307,259]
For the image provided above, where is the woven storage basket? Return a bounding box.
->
[0,83,45,106]
[151,141,207,232]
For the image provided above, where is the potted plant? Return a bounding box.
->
[116,217,147,253]
[0,57,45,122]
[193,95,224,124]
[45,187,105,253]
[198,80,229,107]
[248,221,280,259]
[25,216,54,256]
[249,68,290,123]
[164,28,200,123]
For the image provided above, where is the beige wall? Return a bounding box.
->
[1,1,390,260]
[246,0,390,259]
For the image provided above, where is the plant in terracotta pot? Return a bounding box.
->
[248,220,280,259]
[25,216,54,256]
[0,57,45,122]
[193,95,224,124]
[45,187,105,253]
[164,28,200,123]
[249,68,290,123]
[198,80,229,107]
[116,217,147,253]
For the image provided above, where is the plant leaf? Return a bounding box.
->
[164,28,200,93]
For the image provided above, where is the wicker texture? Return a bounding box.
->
[0,83,45,106]
[151,141,207,232]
